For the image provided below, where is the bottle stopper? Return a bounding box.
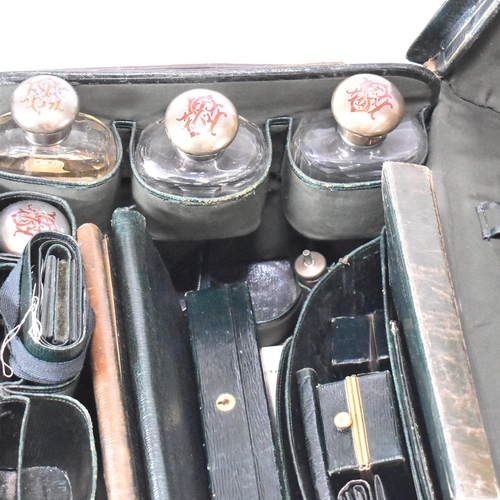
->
[165,88,239,159]
[294,250,327,287]
[11,75,79,146]
[0,200,71,254]
[331,74,405,147]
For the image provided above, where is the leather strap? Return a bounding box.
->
[0,232,93,385]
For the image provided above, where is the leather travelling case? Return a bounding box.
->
[1,0,500,499]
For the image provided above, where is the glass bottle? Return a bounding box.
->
[0,75,117,181]
[291,74,427,183]
[134,88,270,197]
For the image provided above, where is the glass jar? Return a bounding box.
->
[134,88,270,198]
[0,75,117,181]
[291,74,427,183]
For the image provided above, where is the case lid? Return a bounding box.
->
[406,0,500,77]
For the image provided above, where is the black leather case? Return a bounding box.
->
[276,239,430,500]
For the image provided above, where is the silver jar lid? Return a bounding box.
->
[0,200,71,254]
[331,74,405,147]
[294,250,327,286]
[11,75,79,146]
[165,88,239,159]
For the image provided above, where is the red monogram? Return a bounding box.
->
[177,94,227,137]
[346,77,393,119]
[11,204,58,237]
[20,77,67,115]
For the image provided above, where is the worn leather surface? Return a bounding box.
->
[407,0,500,75]
[407,8,500,491]
[186,283,284,499]
[382,162,500,500]
[77,223,141,500]
[110,208,208,500]
[381,232,438,500]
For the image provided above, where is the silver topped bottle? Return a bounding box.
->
[134,88,270,197]
[0,200,71,254]
[291,74,427,183]
[0,75,117,181]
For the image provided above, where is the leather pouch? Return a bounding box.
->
[0,121,123,230]
[0,390,97,500]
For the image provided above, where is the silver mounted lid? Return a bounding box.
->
[11,75,79,146]
[0,200,71,254]
[294,250,327,286]
[331,74,405,147]
[165,88,239,159]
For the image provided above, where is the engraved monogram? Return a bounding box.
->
[346,77,393,119]
[20,77,67,115]
[177,94,227,137]
[11,204,58,237]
